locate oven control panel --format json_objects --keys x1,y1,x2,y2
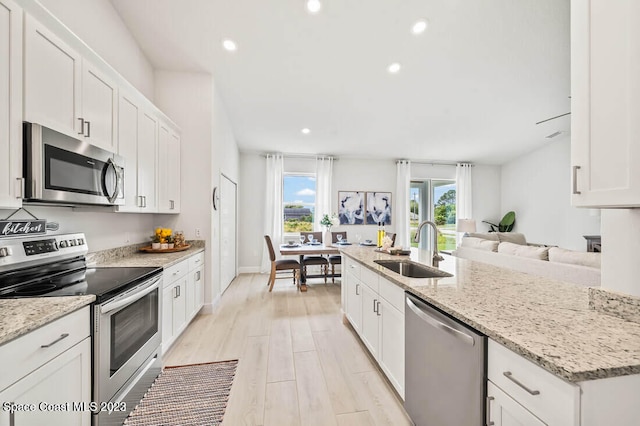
[{"x1": 0, "y1": 233, "x2": 87, "y2": 270}]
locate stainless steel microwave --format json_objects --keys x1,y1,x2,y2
[{"x1": 23, "y1": 123, "x2": 125, "y2": 206}]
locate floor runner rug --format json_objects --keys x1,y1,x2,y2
[{"x1": 124, "y1": 359, "x2": 238, "y2": 426}]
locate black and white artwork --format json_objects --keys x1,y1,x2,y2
[
  {"x1": 338, "y1": 191, "x2": 365, "y2": 225},
  {"x1": 366, "y1": 192, "x2": 392, "y2": 225}
]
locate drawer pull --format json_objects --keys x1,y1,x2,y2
[
  {"x1": 41, "y1": 333, "x2": 69, "y2": 348},
  {"x1": 355, "y1": 283, "x2": 360, "y2": 295},
  {"x1": 486, "y1": 396, "x2": 495, "y2": 425},
  {"x1": 503, "y1": 371, "x2": 540, "y2": 395}
]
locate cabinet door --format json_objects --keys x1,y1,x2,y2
[
  {"x1": 162, "y1": 285, "x2": 174, "y2": 353},
  {"x1": 172, "y1": 279, "x2": 187, "y2": 336},
  {"x1": 24, "y1": 14, "x2": 82, "y2": 138},
  {"x1": 346, "y1": 275, "x2": 362, "y2": 333},
  {"x1": 0, "y1": 338, "x2": 91, "y2": 426},
  {"x1": 117, "y1": 92, "x2": 140, "y2": 211},
  {"x1": 185, "y1": 270, "x2": 196, "y2": 320},
  {"x1": 378, "y1": 299, "x2": 405, "y2": 399},
  {"x1": 487, "y1": 381, "x2": 545, "y2": 426},
  {"x1": 360, "y1": 284, "x2": 379, "y2": 359},
  {"x1": 168, "y1": 130, "x2": 181, "y2": 212},
  {"x1": 81, "y1": 60, "x2": 118, "y2": 151},
  {"x1": 193, "y1": 266, "x2": 204, "y2": 314},
  {"x1": 0, "y1": 0, "x2": 22, "y2": 209},
  {"x1": 571, "y1": 0, "x2": 640, "y2": 207},
  {"x1": 157, "y1": 123, "x2": 171, "y2": 213},
  {"x1": 138, "y1": 111, "x2": 158, "y2": 212}
]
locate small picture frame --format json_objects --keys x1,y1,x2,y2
[
  {"x1": 366, "y1": 192, "x2": 391, "y2": 225},
  {"x1": 338, "y1": 191, "x2": 365, "y2": 225}
]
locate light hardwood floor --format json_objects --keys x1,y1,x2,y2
[{"x1": 163, "y1": 273, "x2": 412, "y2": 426}]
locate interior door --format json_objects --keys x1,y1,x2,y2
[{"x1": 219, "y1": 174, "x2": 237, "y2": 293}]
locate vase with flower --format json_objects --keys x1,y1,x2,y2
[{"x1": 320, "y1": 213, "x2": 338, "y2": 245}]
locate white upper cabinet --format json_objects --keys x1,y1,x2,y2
[
  {"x1": 158, "y1": 122, "x2": 181, "y2": 214},
  {"x1": 571, "y1": 0, "x2": 640, "y2": 207},
  {"x1": 0, "y1": 0, "x2": 23, "y2": 209},
  {"x1": 117, "y1": 92, "x2": 158, "y2": 213},
  {"x1": 24, "y1": 14, "x2": 118, "y2": 152}
]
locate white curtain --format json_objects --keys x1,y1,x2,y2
[
  {"x1": 261, "y1": 153, "x2": 284, "y2": 273},
  {"x1": 315, "y1": 156, "x2": 333, "y2": 231},
  {"x1": 395, "y1": 160, "x2": 411, "y2": 248},
  {"x1": 456, "y1": 162, "x2": 473, "y2": 222}
]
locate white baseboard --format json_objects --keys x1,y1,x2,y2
[
  {"x1": 239, "y1": 266, "x2": 261, "y2": 274},
  {"x1": 200, "y1": 294, "x2": 221, "y2": 315}
]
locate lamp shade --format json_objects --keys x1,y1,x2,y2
[{"x1": 457, "y1": 219, "x2": 477, "y2": 233}]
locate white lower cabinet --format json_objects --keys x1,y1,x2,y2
[
  {"x1": 342, "y1": 257, "x2": 405, "y2": 399},
  {"x1": 487, "y1": 381, "x2": 545, "y2": 426},
  {"x1": 0, "y1": 307, "x2": 91, "y2": 426},
  {"x1": 162, "y1": 251, "x2": 205, "y2": 353}
]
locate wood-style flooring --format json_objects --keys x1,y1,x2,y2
[{"x1": 163, "y1": 273, "x2": 412, "y2": 426}]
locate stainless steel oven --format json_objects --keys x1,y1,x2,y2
[
  {"x1": 23, "y1": 122, "x2": 125, "y2": 206},
  {"x1": 94, "y1": 273, "x2": 162, "y2": 426}
]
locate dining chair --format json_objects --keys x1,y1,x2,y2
[
  {"x1": 264, "y1": 235, "x2": 301, "y2": 291},
  {"x1": 299, "y1": 231, "x2": 329, "y2": 282},
  {"x1": 328, "y1": 231, "x2": 347, "y2": 283}
]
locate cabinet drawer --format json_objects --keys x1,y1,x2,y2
[
  {"x1": 164, "y1": 259, "x2": 189, "y2": 286},
  {"x1": 488, "y1": 340, "x2": 579, "y2": 426},
  {"x1": 189, "y1": 251, "x2": 204, "y2": 270},
  {"x1": 379, "y1": 277, "x2": 404, "y2": 313},
  {"x1": 360, "y1": 266, "x2": 379, "y2": 293},
  {"x1": 0, "y1": 306, "x2": 90, "y2": 392},
  {"x1": 344, "y1": 256, "x2": 361, "y2": 279}
]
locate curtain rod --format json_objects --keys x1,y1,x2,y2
[
  {"x1": 409, "y1": 160, "x2": 473, "y2": 167},
  {"x1": 263, "y1": 153, "x2": 338, "y2": 160}
]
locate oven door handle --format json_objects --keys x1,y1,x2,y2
[{"x1": 101, "y1": 278, "x2": 159, "y2": 314}]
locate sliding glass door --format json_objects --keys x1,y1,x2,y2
[{"x1": 410, "y1": 179, "x2": 457, "y2": 252}]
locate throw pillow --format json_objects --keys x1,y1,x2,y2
[
  {"x1": 496, "y1": 232, "x2": 527, "y2": 245},
  {"x1": 498, "y1": 242, "x2": 549, "y2": 260},
  {"x1": 461, "y1": 237, "x2": 499, "y2": 252},
  {"x1": 467, "y1": 232, "x2": 499, "y2": 241},
  {"x1": 548, "y1": 247, "x2": 601, "y2": 269}
]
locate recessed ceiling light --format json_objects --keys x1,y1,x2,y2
[
  {"x1": 412, "y1": 19, "x2": 429, "y2": 35},
  {"x1": 387, "y1": 63, "x2": 401, "y2": 74},
  {"x1": 306, "y1": 0, "x2": 321, "y2": 14},
  {"x1": 301, "y1": 128, "x2": 311, "y2": 134},
  {"x1": 222, "y1": 39, "x2": 237, "y2": 51}
]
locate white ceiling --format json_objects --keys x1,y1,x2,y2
[{"x1": 110, "y1": 0, "x2": 570, "y2": 165}]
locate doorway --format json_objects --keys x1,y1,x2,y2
[{"x1": 219, "y1": 174, "x2": 237, "y2": 293}]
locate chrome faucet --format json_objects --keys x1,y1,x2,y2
[{"x1": 414, "y1": 220, "x2": 445, "y2": 266}]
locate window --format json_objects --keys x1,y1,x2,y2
[
  {"x1": 283, "y1": 174, "x2": 316, "y2": 234},
  {"x1": 410, "y1": 179, "x2": 457, "y2": 251}
]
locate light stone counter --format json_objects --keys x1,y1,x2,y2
[
  {"x1": 340, "y1": 245, "x2": 640, "y2": 383},
  {"x1": 0, "y1": 296, "x2": 95, "y2": 346},
  {"x1": 88, "y1": 241, "x2": 205, "y2": 269}
]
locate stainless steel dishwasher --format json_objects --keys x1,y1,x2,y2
[{"x1": 405, "y1": 293, "x2": 486, "y2": 426}]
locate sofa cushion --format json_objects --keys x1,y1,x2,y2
[
  {"x1": 498, "y1": 242, "x2": 549, "y2": 260},
  {"x1": 467, "y1": 232, "x2": 499, "y2": 241},
  {"x1": 461, "y1": 237, "x2": 499, "y2": 252},
  {"x1": 496, "y1": 232, "x2": 527, "y2": 245},
  {"x1": 549, "y1": 247, "x2": 601, "y2": 269}
]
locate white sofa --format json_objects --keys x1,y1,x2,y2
[{"x1": 452, "y1": 233, "x2": 601, "y2": 287}]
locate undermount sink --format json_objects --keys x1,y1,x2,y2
[
  {"x1": 374, "y1": 259, "x2": 453, "y2": 279},
  {"x1": 374, "y1": 260, "x2": 453, "y2": 278}
]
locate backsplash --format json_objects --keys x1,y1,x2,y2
[
  {"x1": 86, "y1": 240, "x2": 205, "y2": 266},
  {"x1": 589, "y1": 288, "x2": 640, "y2": 324}
]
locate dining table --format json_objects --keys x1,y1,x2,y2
[{"x1": 279, "y1": 242, "x2": 342, "y2": 291}]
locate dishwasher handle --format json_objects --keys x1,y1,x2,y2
[{"x1": 406, "y1": 296, "x2": 475, "y2": 346}]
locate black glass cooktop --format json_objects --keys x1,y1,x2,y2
[{"x1": 0, "y1": 260, "x2": 161, "y2": 303}]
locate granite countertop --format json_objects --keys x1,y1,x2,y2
[
  {"x1": 0, "y1": 296, "x2": 95, "y2": 346},
  {"x1": 340, "y1": 245, "x2": 640, "y2": 383},
  {"x1": 89, "y1": 245, "x2": 205, "y2": 269}
]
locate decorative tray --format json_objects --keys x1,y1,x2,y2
[
  {"x1": 374, "y1": 248, "x2": 411, "y2": 256},
  {"x1": 139, "y1": 244, "x2": 191, "y2": 253}
]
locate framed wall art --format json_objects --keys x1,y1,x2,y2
[
  {"x1": 366, "y1": 192, "x2": 391, "y2": 225},
  {"x1": 338, "y1": 191, "x2": 365, "y2": 225}
]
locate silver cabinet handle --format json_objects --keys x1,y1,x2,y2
[
  {"x1": 85, "y1": 120, "x2": 91, "y2": 138},
  {"x1": 41, "y1": 333, "x2": 69, "y2": 348},
  {"x1": 486, "y1": 396, "x2": 495, "y2": 425},
  {"x1": 572, "y1": 165, "x2": 581, "y2": 194},
  {"x1": 406, "y1": 297, "x2": 475, "y2": 346},
  {"x1": 376, "y1": 300, "x2": 381, "y2": 316},
  {"x1": 355, "y1": 283, "x2": 360, "y2": 295},
  {"x1": 143, "y1": 196, "x2": 147, "y2": 208},
  {"x1": 15, "y1": 177, "x2": 24, "y2": 199},
  {"x1": 503, "y1": 371, "x2": 540, "y2": 395},
  {"x1": 373, "y1": 298, "x2": 378, "y2": 313},
  {"x1": 173, "y1": 270, "x2": 180, "y2": 276},
  {"x1": 195, "y1": 271, "x2": 201, "y2": 281},
  {"x1": 77, "y1": 117, "x2": 85, "y2": 134}
]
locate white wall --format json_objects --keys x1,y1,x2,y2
[
  {"x1": 500, "y1": 137, "x2": 600, "y2": 250},
  {"x1": 37, "y1": 0, "x2": 155, "y2": 100},
  {"x1": 154, "y1": 71, "x2": 239, "y2": 306},
  {"x1": 238, "y1": 155, "x2": 501, "y2": 271},
  {"x1": 473, "y1": 165, "x2": 502, "y2": 233}
]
